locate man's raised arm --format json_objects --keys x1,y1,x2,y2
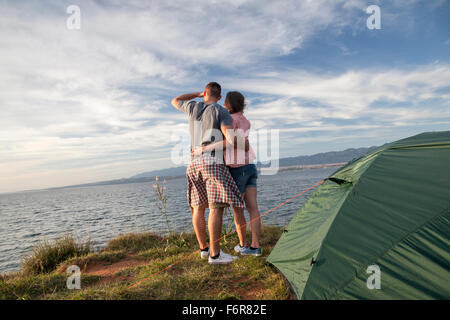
[{"x1": 171, "y1": 92, "x2": 204, "y2": 110}]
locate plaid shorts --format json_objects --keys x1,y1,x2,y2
[{"x1": 186, "y1": 155, "x2": 244, "y2": 208}]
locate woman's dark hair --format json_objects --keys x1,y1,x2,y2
[{"x1": 225, "y1": 91, "x2": 246, "y2": 114}]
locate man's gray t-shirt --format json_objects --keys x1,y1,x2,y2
[{"x1": 178, "y1": 100, "x2": 232, "y2": 148}]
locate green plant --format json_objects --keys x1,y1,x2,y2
[
  {"x1": 21, "y1": 234, "x2": 90, "y2": 275},
  {"x1": 165, "y1": 232, "x2": 189, "y2": 251},
  {"x1": 153, "y1": 177, "x2": 190, "y2": 250},
  {"x1": 153, "y1": 177, "x2": 171, "y2": 234},
  {"x1": 221, "y1": 208, "x2": 235, "y2": 244}
]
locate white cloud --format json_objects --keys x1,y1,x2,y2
[
  {"x1": 226, "y1": 63, "x2": 450, "y2": 123},
  {"x1": 0, "y1": 0, "x2": 448, "y2": 193},
  {"x1": 0, "y1": 0, "x2": 367, "y2": 192},
  {"x1": 221, "y1": 63, "x2": 450, "y2": 161}
]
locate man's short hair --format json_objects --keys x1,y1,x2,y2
[{"x1": 205, "y1": 82, "x2": 221, "y2": 98}]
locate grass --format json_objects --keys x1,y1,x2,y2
[
  {"x1": 21, "y1": 234, "x2": 91, "y2": 275},
  {"x1": 105, "y1": 232, "x2": 163, "y2": 253},
  {"x1": 0, "y1": 273, "x2": 101, "y2": 300},
  {"x1": 1, "y1": 226, "x2": 290, "y2": 300}
]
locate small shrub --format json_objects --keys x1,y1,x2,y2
[
  {"x1": 22, "y1": 235, "x2": 90, "y2": 275},
  {"x1": 153, "y1": 177, "x2": 171, "y2": 234},
  {"x1": 164, "y1": 232, "x2": 189, "y2": 251},
  {"x1": 221, "y1": 209, "x2": 236, "y2": 244}
]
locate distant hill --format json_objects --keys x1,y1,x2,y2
[
  {"x1": 131, "y1": 146, "x2": 379, "y2": 178},
  {"x1": 36, "y1": 146, "x2": 379, "y2": 192},
  {"x1": 270, "y1": 146, "x2": 379, "y2": 167},
  {"x1": 131, "y1": 166, "x2": 187, "y2": 179}
]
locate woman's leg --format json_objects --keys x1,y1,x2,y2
[
  {"x1": 244, "y1": 187, "x2": 261, "y2": 248},
  {"x1": 232, "y1": 205, "x2": 247, "y2": 247},
  {"x1": 228, "y1": 166, "x2": 247, "y2": 247}
]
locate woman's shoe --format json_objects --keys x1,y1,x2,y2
[
  {"x1": 200, "y1": 248, "x2": 209, "y2": 259},
  {"x1": 241, "y1": 247, "x2": 261, "y2": 256},
  {"x1": 234, "y1": 244, "x2": 248, "y2": 253}
]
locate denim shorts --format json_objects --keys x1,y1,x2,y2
[{"x1": 228, "y1": 164, "x2": 258, "y2": 194}]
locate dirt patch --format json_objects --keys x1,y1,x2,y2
[
  {"x1": 84, "y1": 254, "x2": 146, "y2": 277},
  {"x1": 229, "y1": 277, "x2": 269, "y2": 300},
  {"x1": 74, "y1": 254, "x2": 150, "y2": 287},
  {"x1": 206, "y1": 273, "x2": 269, "y2": 300},
  {"x1": 94, "y1": 275, "x2": 133, "y2": 286}
]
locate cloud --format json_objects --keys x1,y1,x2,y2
[
  {"x1": 0, "y1": 0, "x2": 365, "y2": 192},
  {"x1": 222, "y1": 63, "x2": 450, "y2": 159},
  {"x1": 225, "y1": 63, "x2": 450, "y2": 122},
  {"x1": 0, "y1": 0, "x2": 448, "y2": 193}
]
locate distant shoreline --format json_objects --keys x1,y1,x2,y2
[
  {"x1": 3, "y1": 162, "x2": 346, "y2": 195},
  {"x1": 3, "y1": 146, "x2": 377, "y2": 195},
  {"x1": 276, "y1": 162, "x2": 347, "y2": 172}
]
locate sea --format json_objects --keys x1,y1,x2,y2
[{"x1": 0, "y1": 167, "x2": 337, "y2": 274}]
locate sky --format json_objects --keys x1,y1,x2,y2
[{"x1": 0, "y1": 0, "x2": 449, "y2": 193}]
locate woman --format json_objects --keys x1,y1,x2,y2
[
  {"x1": 224, "y1": 91, "x2": 261, "y2": 256},
  {"x1": 194, "y1": 91, "x2": 261, "y2": 256}
]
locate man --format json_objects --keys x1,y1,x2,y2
[{"x1": 171, "y1": 82, "x2": 244, "y2": 264}]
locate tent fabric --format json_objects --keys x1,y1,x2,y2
[{"x1": 267, "y1": 131, "x2": 450, "y2": 299}]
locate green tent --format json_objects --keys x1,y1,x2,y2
[{"x1": 267, "y1": 131, "x2": 450, "y2": 299}]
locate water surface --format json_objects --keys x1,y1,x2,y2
[{"x1": 0, "y1": 167, "x2": 336, "y2": 273}]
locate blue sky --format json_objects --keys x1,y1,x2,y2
[{"x1": 0, "y1": 0, "x2": 449, "y2": 193}]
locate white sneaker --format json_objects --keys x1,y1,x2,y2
[
  {"x1": 208, "y1": 250, "x2": 238, "y2": 265},
  {"x1": 200, "y1": 248, "x2": 209, "y2": 259}
]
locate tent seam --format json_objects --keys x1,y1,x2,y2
[{"x1": 301, "y1": 151, "x2": 383, "y2": 299}]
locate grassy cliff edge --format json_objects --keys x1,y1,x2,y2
[{"x1": 0, "y1": 226, "x2": 290, "y2": 300}]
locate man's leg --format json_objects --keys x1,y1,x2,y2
[
  {"x1": 192, "y1": 205, "x2": 208, "y2": 250},
  {"x1": 232, "y1": 206, "x2": 247, "y2": 247},
  {"x1": 208, "y1": 207, "x2": 224, "y2": 257}
]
